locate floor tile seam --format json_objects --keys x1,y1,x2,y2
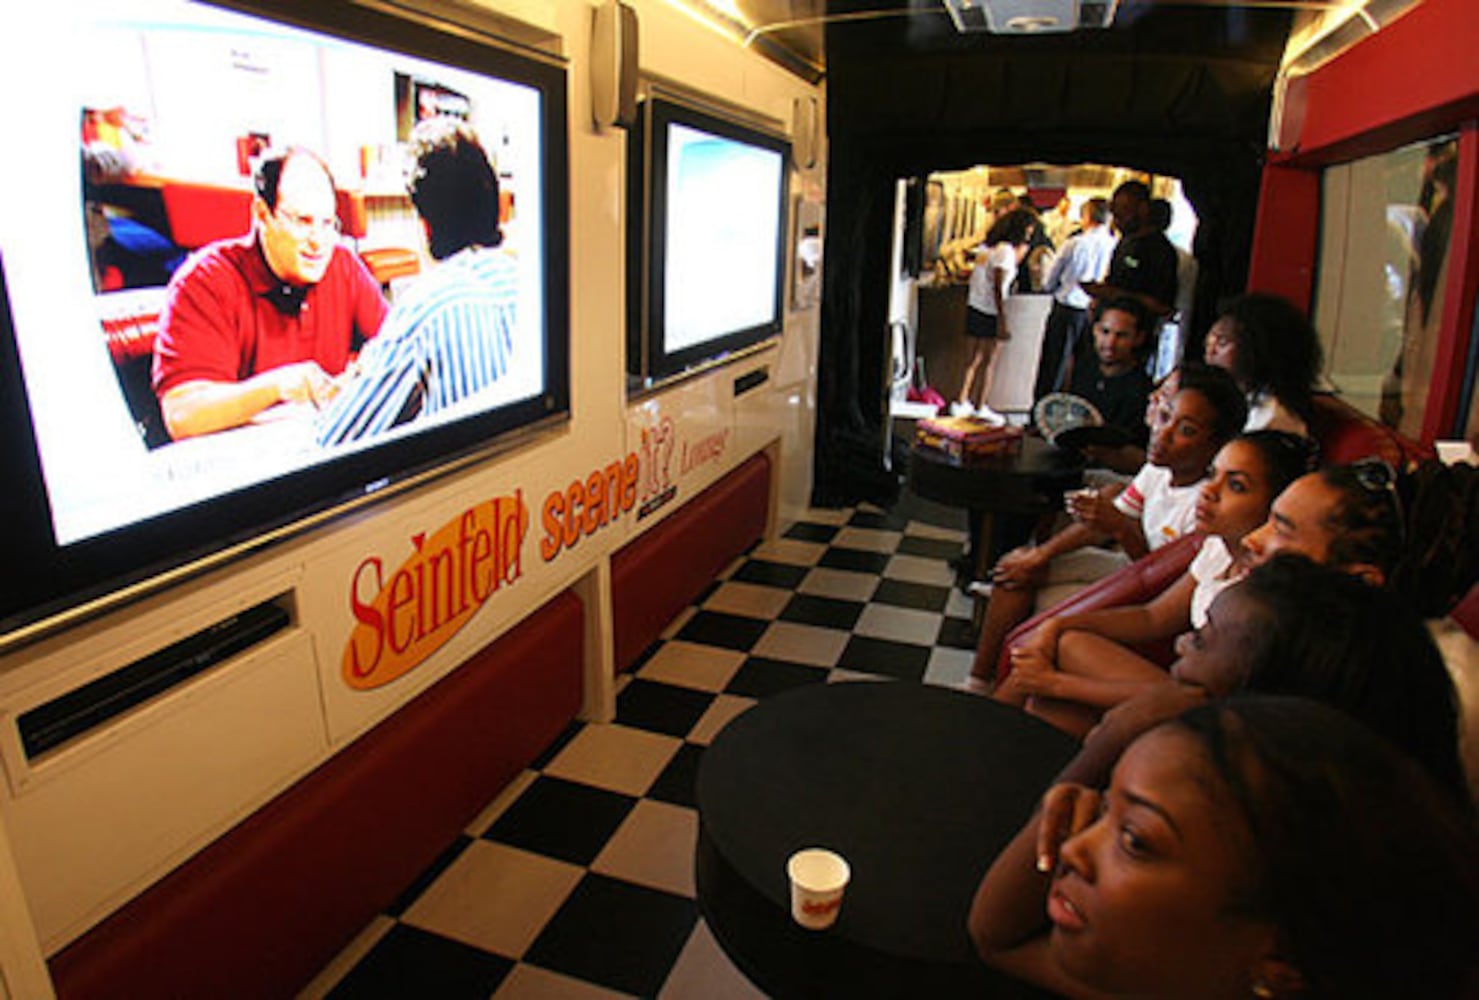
[
  {"x1": 500, "y1": 959, "x2": 643, "y2": 999},
  {"x1": 505, "y1": 770, "x2": 644, "y2": 806}
]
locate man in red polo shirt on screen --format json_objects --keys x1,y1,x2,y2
[{"x1": 152, "y1": 147, "x2": 388, "y2": 440}]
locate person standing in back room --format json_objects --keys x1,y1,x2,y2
[
  {"x1": 1082, "y1": 180, "x2": 1178, "y2": 328},
  {"x1": 1147, "y1": 196, "x2": 1198, "y2": 378},
  {"x1": 952, "y1": 208, "x2": 1037, "y2": 425},
  {"x1": 1033, "y1": 197, "x2": 1116, "y2": 403}
]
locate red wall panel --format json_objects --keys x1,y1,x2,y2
[
  {"x1": 1248, "y1": 0, "x2": 1479, "y2": 441},
  {"x1": 1245, "y1": 164, "x2": 1321, "y2": 307},
  {"x1": 1278, "y1": 0, "x2": 1479, "y2": 166}
]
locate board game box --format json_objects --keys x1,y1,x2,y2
[{"x1": 914, "y1": 416, "x2": 1023, "y2": 461}]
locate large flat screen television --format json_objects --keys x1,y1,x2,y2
[
  {"x1": 627, "y1": 95, "x2": 789, "y2": 387},
  {"x1": 0, "y1": 0, "x2": 570, "y2": 645}
]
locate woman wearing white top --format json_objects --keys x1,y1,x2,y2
[
  {"x1": 995, "y1": 430, "x2": 1312, "y2": 736},
  {"x1": 953, "y1": 209, "x2": 1036, "y2": 424},
  {"x1": 1202, "y1": 292, "x2": 1322, "y2": 438}
]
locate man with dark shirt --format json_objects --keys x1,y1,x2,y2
[
  {"x1": 1082, "y1": 180, "x2": 1178, "y2": 320},
  {"x1": 1068, "y1": 296, "x2": 1154, "y2": 446}
]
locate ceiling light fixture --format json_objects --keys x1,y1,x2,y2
[{"x1": 941, "y1": 0, "x2": 1119, "y2": 34}]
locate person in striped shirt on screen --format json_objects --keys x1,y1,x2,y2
[{"x1": 317, "y1": 118, "x2": 515, "y2": 446}]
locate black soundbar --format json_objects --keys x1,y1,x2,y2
[
  {"x1": 18, "y1": 600, "x2": 291, "y2": 760},
  {"x1": 734, "y1": 366, "x2": 769, "y2": 397}
]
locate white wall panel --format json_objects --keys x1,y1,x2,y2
[{"x1": 2, "y1": 629, "x2": 325, "y2": 950}]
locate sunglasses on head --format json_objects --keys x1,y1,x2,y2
[
  {"x1": 1349, "y1": 457, "x2": 1405, "y2": 540},
  {"x1": 1264, "y1": 430, "x2": 1322, "y2": 472}
]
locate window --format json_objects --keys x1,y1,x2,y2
[{"x1": 1313, "y1": 135, "x2": 1459, "y2": 438}]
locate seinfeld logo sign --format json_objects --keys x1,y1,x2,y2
[
  {"x1": 536, "y1": 420, "x2": 730, "y2": 561},
  {"x1": 343, "y1": 492, "x2": 528, "y2": 689}
]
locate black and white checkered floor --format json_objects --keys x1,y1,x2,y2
[{"x1": 301, "y1": 496, "x2": 975, "y2": 999}]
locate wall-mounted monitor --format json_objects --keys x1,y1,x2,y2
[
  {"x1": 0, "y1": 0, "x2": 570, "y2": 645},
  {"x1": 627, "y1": 95, "x2": 790, "y2": 387}
]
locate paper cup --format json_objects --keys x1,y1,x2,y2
[
  {"x1": 787, "y1": 848, "x2": 850, "y2": 930},
  {"x1": 1435, "y1": 440, "x2": 1475, "y2": 466}
]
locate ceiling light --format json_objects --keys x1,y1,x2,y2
[
  {"x1": 1007, "y1": 14, "x2": 1062, "y2": 31},
  {"x1": 941, "y1": 0, "x2": 1118, "y2": 34}
]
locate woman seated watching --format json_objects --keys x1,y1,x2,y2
[
  {"x1": 968, "y1": 697, "x2": 1479, "y2": 999},
  {"x1": 1239, "y1": 459, "x2": 1404, "y2": 586},
  {"x1": 995, "y1": 457, "x2": 1408, "y2": 731},
  {"x1": 991, "y1": 430, "x2": 1314, "y2": 731},
  {"x1": 963, "y1": 295, "x2": 1156, "y2": 589},
  {"x1": 966, "y1": 363, "x2": 1246, "y2": 694},
  {"x1": 1202, "y1": 291, "x2": 1322, "y2": 437},
  {"x1": 1081, "y1": 292, "x2": 1320, "y2": 474}
]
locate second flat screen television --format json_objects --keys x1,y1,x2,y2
[{"x1": 628, "y1": 97, "x2": 789, "y2": 386}]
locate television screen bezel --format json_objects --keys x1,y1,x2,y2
[
  {"x1": 627, "y1": 94, "x2": 790, "y2": 387},
  {"x1": 0, "y1": 0, "x2": 571, "y2": 648}
]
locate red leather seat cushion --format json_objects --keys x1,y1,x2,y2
[
  {"x1": 1309, "y1": 393, "x2": 1432, "y2": 467},
  {"x1": 611, "y1": 453, "x2": 771, "y2": 672}
]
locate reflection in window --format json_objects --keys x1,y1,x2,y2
[{"x1": 1314, "y1": 135, "x2": 1458, "y2": 438}]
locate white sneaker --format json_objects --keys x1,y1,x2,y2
[
  {"x1": 976, "y1": 404, "x2": 1006, "y2": 426},
  {"x1": 948, "y1": 401, "x2": 975, "y2": 418}
]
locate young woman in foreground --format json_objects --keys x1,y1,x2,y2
[{"x1": 969, "y1": 697, "x2": 1479, "y2": 999}]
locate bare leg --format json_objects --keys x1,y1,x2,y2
[
  {"x1": 1056, "y1": 632, "x2": 1168, "y2": 686},
  {"x1": 976, "y1": 585, "x2": 1036, "y2": 697},
  {"x1": 958, "y1": 339, "x2": 991, "y2": 404},
  {"x1": 973, "y1": 338, "x2": 1000, "y2": 409},
  {"x1": 1024, "y1": 632, "x2": 1172, "y2": 737}
]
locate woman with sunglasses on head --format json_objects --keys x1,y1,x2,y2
[
  {"x1": 994, "y1": 430, "x2": 1314, "y2": 736},
  {"x1": 1240, "y1": 459, "x2": 1405, "y2": 587},
  {"x1": 969, "y1": 696, "x2": 1479, "y2": 1000}
]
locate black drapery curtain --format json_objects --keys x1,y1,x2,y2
[{"x1": 812, "y1": 8, "x2": 1290, "y2": 506}]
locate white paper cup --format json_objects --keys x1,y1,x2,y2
[
  {"x1": 1435, "y1": 440, "x2": 1475, "y2": 466},
  {"x1": 787, "y1": 848, "x2": 850, "y2": 930}
]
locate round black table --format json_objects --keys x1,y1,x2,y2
[
  {"x1": 695, "y1": 682, "x2": 1078, "y2": 998},
  {"x1": 908, "y1": 434, "x2": 1085, "y2": 582}
]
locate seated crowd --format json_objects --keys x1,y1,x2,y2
[{"x1": 959, "y1": 292, "x2": 1479, "y2": 997}]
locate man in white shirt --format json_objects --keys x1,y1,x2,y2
[
  {"x1": 1032, "y1": 197, "x2": 1116, "y2": 402},
  {"x1": 1042, "y1": 195, "x2": 1076, "y2": 248}
]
